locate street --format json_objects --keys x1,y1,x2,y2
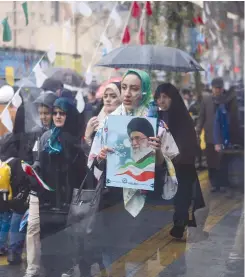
[{"x1": 0, "y1": 171, "x2": 243, "y2": 277}]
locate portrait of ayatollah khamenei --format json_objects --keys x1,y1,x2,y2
[{"x1": 106, "y1": 115, "x2": 157, "y2": 191}]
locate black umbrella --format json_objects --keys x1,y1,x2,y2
[
  {"x1": 96, "y1": 45, "x2": 204, "y2": 72},
  {"x1": 44, "y1": 67, "x2": 84, "y2": 87}
]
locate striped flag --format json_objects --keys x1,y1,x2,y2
[
  {"x1": 21, "y1": 161, "x2": 54, "y2": 191},
  {"x1": 116, "y1": 156, "x2": 155, "y2": 182}
]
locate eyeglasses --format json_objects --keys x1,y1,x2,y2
[
  {"x1": 129, "y1": 136, "x2": 148, "y2": 143},
  {"x1": 53, "y1": 111, "x2": 66, "y2": 117}
]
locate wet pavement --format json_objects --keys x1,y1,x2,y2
[{"x1": 0, "y1": 171, "x2": 244, "y2": 277}]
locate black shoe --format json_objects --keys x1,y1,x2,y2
[
  {"x1": 7, "y1": 249, "x2": 22, "y2": 265},
  {"x1": 170, "y1": 225, "x2": 185, "y2": 239}
]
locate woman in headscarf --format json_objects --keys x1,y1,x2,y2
[
  {"x1": 84, "y1": 82, "x2": 121, "y2": 148},
  {"x1": 155, "y1": 83, "x2": 205, "y2": 239},
  {"x1": 36, "y1": 97, "x2": 87, "y2": 277},
  {"x1": 82, "y1": 70, "x2": 179, "y2": 276}
]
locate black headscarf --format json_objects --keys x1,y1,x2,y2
[{"x1": 155, "y1": 83, "x2": 198, "y2": 165}]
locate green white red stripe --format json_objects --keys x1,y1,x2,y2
[
  {"x1": 116, "y1": 156, "x2": 155, "y2": 182},
  {"x1": 21, "y1": 161, "x2": 54, "y2": 191}
]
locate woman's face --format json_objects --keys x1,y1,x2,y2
[
  {"x1": 53, "y1": 107, "x2": 67, "y2": 128},
  {"x1": 38, "y1": 105, "x2": 52, "y2": 128},
  {"x1": 121, "y1": 74, "x2": 142, "y2": 111},
  {"x1": 156, "y1": 92, "x2": 172, "y2": 111},
  {"x1": 103, "y1": 88, "x2": 121, "y2": 114}
]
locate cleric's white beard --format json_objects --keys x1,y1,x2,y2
[{"x1": 131, "y1": 146, "x2": 153, "y2": 162}]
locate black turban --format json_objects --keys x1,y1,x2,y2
[{"x1": 127, "y1": 117, "x2": 154, "y2": 138}]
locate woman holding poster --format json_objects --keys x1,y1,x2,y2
[
  {"x1": 88, "y1": 69, "x2": 179, "y2": 216},
  {"x1": 84, "y1": 69, "x2": 179, "y2": 276}
]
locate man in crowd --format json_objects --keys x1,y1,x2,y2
[{"x1": 196, "y1": 77, "x2": 241, "y2": 192}]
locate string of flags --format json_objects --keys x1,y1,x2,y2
[
  {"x1": 1, "y1": 2, "x2": 29, "y2": 42},
  {"x1": 122, "y1": 1, "x2": 152, "y2": 45}
]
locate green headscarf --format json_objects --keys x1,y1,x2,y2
[{"x1": 123, "y1": 69, "x2": 153, "y2": 108}]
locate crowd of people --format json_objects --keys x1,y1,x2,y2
[{"x1": 0, "y1": 70, "x2": 242, "y2": 277}]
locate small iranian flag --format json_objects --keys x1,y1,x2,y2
[{"x1": 21, "y1": 161, "x2": 54, "y2": 191}]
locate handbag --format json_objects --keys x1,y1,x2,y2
[{"x1": 66, "y1": 160, "x2": 104, "y2": 236}]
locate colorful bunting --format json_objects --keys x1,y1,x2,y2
[
  {"x1": 75, "y1": 90, "x2": 85, "y2": 113},
  {"x1": 1, "y1": 108, "x2": 13, "y2": 132},
  {"x1": 22, "y1": 2, "x2": 29, "y2": 26},
  {"x1": 2, "y1": 18, "x2": 12, "y2": 42},
  {"x1": 205, "y1": 38, "x2": 209, "y2": 49},
  {"x1": 110, "y1": 8, "x2": 122, "y2": 28},
  {"x1": 122, "y1": 26, "x2": 131, "y2": 44},
  {"x1": 132, "y1": 2, "x2": 141, "y2": 18},
  {"x1": 205, "y1": 3, "x2": 211, "y2": 15},
  {"x1": 139, "y1": 27, "x2": 145, "y2": 45},
  {"x1": 101, "y1": 34, "x2": 112, "y2": 53},
  {"x1": 12, "y1": 89, "x2": 22, "y2": 108},
  {"x1": 47, "y1": 44, "x2": 56, "y2": 63},
  {"x1": 146, "y1": 2, "x2": 152, "y2": 16},
  {"x1": 75, "y1": 1, "x2": 92, "y2": 17},
  {"x1": 33, "y1": 64, "x2": 47, "y2": 88},
  {"x1": 197, "y1": 16, "x2": 204, "y2": 25},
  {"x1": 85, "y1": 71, "x2": 93, "y2": 85}
]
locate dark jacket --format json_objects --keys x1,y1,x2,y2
[
  {"x1": 196, "y1": 89, "x2": 242, "y2": 145},
  {"x1": 38, "y1": 130, "x2": 87, "y2": 210}
]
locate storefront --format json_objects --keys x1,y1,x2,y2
[{"x1": 0, "y1": 47, "x2": 82, "y2": 86}]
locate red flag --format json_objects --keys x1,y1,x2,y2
[
  {"x1": 197, "y1": 16, "x2": 204, "y2": 25},
  {"x1": 205, "y1": 38, "x2": 209, "y2": 49},
  {"x1": 122, "y1": 26, "x2": 130, "y2": 44},
  {"x1": 197, "y1": 44, "x2": 202, "y2": 54},
  {"x1": 139, "y1": 27, "x2": 145, "y2": 45},
  {"x1": 146, "y1": 1, "x2": 152, "y2": 16},
  {"x1": 132, "y1": 1, "x2": 141, "y2": 18},
  {"x1": 234, "y1": 67, "x2": 240, "y2": 73},
  {"x1": 193, "y1": 17, "x2": 198, "y2": 24}
]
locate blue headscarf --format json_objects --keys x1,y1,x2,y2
[{"x1": 45, "y1": 97, "x2": 74, "y2": 154}]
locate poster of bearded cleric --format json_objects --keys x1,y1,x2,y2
[{"x1": 106, "y1": 116, "x2": 157, "y2": 191}]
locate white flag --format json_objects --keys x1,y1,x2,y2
[
  {"x1": 209, "y1": 29, "x2": 216, "y2": 41},
  {"x1": 85, "y1": 71, "x2": 93, "y2": 85},
  {"x1": 12, "y1": 89, "x2": 22, "y2": 108},
  {"x1": 47, "y1": 44, "x2": 56, "y2": 63},
  {"x1": 75, "y1": 90, "x2": 85, "y2": 113},
  {"x1": 101, "y1": 34, "x2": 112, "y2": 53},
  {"x1": 212, "y1": 19, "x2": 220, "y2": 31},
  {"x1": 64, "y1": 19, "x2": 71, "y2": 41},
  {"x1": 1, "y1": 108, "x2": 13, "y2": 132},
  {"x1": 205, "y1": 3, "x2": 211, "y2": 15},
  {"x1": 76, "y1": 2, "x2": 92, "y2": 17},
  {"x1": 224, "y1": 82, "x2": 230, "y2": 90},
  {"x1": 110, "y1": 8, "x2": 122, "y2": 28},
  {"x1": 33, "y1": 64, "x2": 47, "y2": 88}
]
